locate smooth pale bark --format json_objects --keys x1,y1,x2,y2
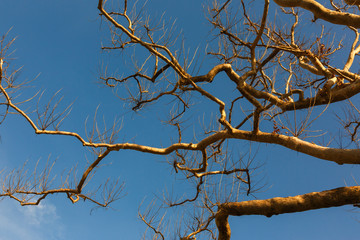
[
  {"x1": 187, "y1": 63, "x2": 360, "y2": 113},
  {"x1": 113, "y1": 130, "x2": 360, "y2": 165},
  {"x1": 5, "y1": 76, "x2": 358, "y2": 166},
  {"x1": 4, "y1": 77, "x2": 359, "y2": 165},
  {"x1": 273, "y1": 0, "x2": 360, "y2": 28},
  {"x1": 216, "y1": 186, "x2": 360, "y2": 240},
  {"x1": 229, "y1": 130, "x2": 360, "y2": 165},
  {"x1": 281, "y1": 79, "x2": 360, "y2": 111}
]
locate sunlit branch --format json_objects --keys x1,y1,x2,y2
[
  {"x1": 274, "y1": 0, "x2": 360, "y2": 28},
  {"x1": 216, "y1": 186, "x2": 360, "y2": 240}
]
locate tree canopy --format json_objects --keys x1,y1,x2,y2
[{"x1": 1, "y1": 0, "x2": 360, "y2": 239}]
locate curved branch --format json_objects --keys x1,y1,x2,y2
[
  {"x1": 77, "y1": 148, "x2": 112, "y2": 192},
  {"x1": 281, "y1": 78, "x2": 360, "y2": 111},
  {"x1": 2, "y1": 66, "x2": 359, "y2": 165},
  {"x1": 273, "y1": 0, "x2": 360, "y2": 28},
  {"x1": 183, "y1": 63, "x2": 360, "y2": 113},
  {"x1": 114, "y1": 129, "x2": 360, "y2": 165}
]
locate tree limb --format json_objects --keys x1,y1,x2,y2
[
  {"x1": 273, "y1": 0, "x2": 360, "y2": 28},
  {"x1": 216, "y1": 186, "x2": 360, "y2": 240}
]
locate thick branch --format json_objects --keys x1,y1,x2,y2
[
  {"x1": 183, "y1": 63, "x2": 360, "y2": 113},
  {"x1": 281, "y1": 78, "x2": 360, "y2": 111},
  {"x1": 273, "y1": 0, "x2": 360, "y2": 28},
  {"x1": 114, "y1": 129, "x2": 360, "y2": 165},
  {"x1": 216, "y1": 186, "x2": 360, "y2": 239},
  {"x1": 2, "y1": 68, "x2": 359, "y2": 165}
]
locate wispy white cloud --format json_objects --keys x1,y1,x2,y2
[
  {"x1": 19, "y1": 201, "x2": 59, "y2": 226},
  {"x1": 0, "y1": 199, "x2": 66, "y2": 240}
]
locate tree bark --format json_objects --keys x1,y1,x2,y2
[
  {"x1": 216, "y1": 186, "x2": 360, "y2": 240},
  {"x1": 273, "y1": 0, "x2": 360, "y2": 28}
]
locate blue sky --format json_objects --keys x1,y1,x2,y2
[{"x1": 1, "y1": 0, "x2": 360, "y2": 239}]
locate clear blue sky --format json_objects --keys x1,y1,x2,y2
[{"x1": 1, "y1": 1, "x2": 359, "y2": 239}]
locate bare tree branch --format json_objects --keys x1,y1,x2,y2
[{"x1": 216, "y1": 186, "x2": 360, "y2": 240}]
